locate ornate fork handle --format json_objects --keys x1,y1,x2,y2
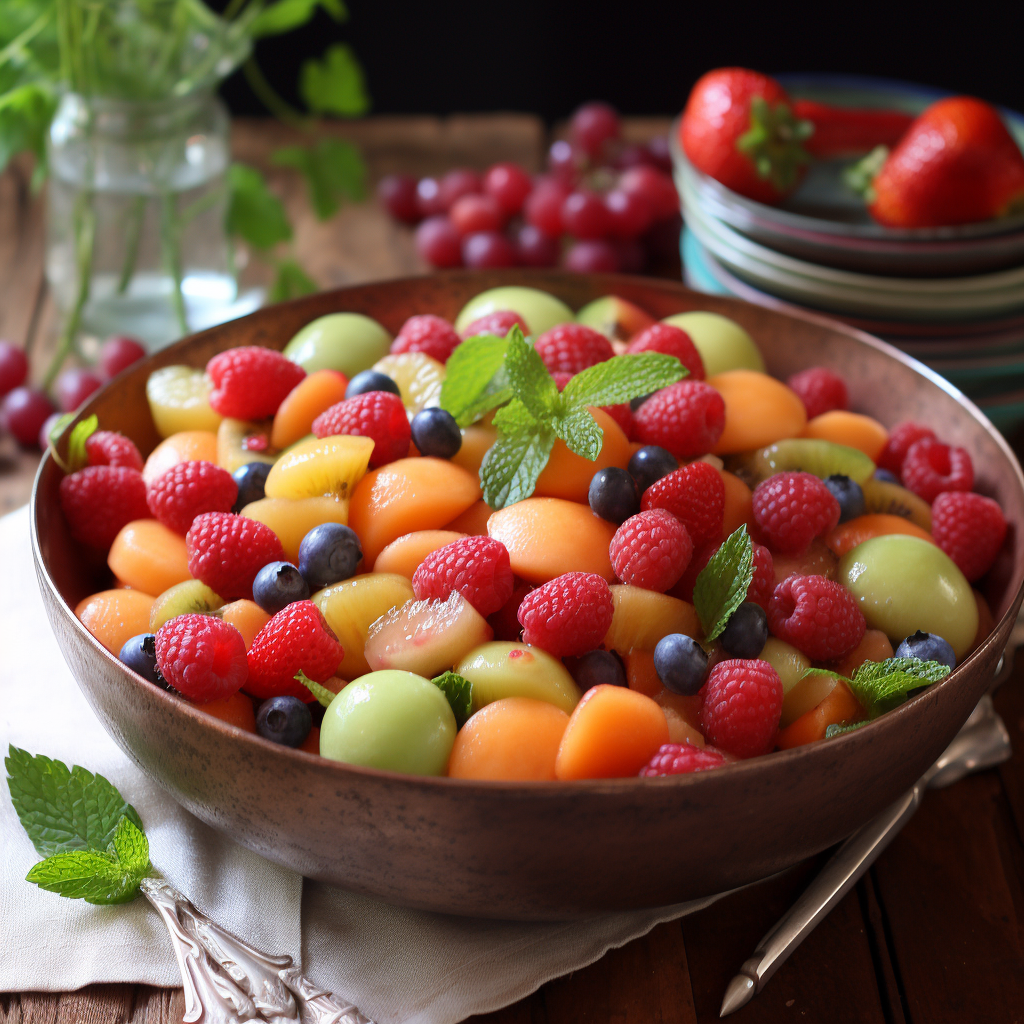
[{"x1": 140, "y1": 876, "x2": 376, "y2": 1024}]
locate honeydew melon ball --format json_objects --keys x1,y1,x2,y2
[
  {"x1": 283, "y1": 313, "x2": 392, "y2": 376},
  {"x1": 837, "y1": 535, "x2": 978, "y2": 660},
  {"x1": 319, "y1": 670, "x2": 456, "y2": 775},
  {"x1": 454, "y1": 287, "x2": 574, "y2": 336},
  {"x1": 661, "y1": 311, "x2": 765, "y2": 376}
]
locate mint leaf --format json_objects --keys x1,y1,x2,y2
[
  {"x1": 563, "y1": 352, "x2": 686, "y2": 409},
  {"x1": 111, "y1": 815, "x2": 150, "y2": 876},
  {"x1": 846, "y1": 657, "x2": 951, "y2": 718},
  {"x1": 439, "y1": 334, "x2": 510, "y2": 427},
  {"x1": 480, "y1": 426, "x2": 556, "y2": 510},
  {"x1": 491, "y1": 397, "x2": 538, "y2": 434},
  {"x1": 227, "y1": 164, "x2": 291, "y2": 250},
  {"x1": 300, "y1": 44, "x2": 369, "y2": 117},
  {"x1": 555, "y1": 407, "x2": 603, "y2": 461},
  {"x1": 6, "y1": 746, "x2": 143, "y2": 858},
  {"x1": 269, "y1": 258, "x2": 317, "y2": 302},
  {"x1": 505, "y1": 327, "x2": 558, "y2": 422},
  {"x1": 250, "y1": 0, "x2": 347, "y2": 38},
  {"x1": 693, "y1": 526, "x2": 754, "y2": 641},
  {"x1": 272, "y1": 139, "x2": 366, "y2": 220},
  {"x1": 294, "y1": 670, "x2": 336, "y2": 709},
  {"x1": 826, "y1": 721, "x2": 869, "y2": 738},
  {"x1": 431, "y1": 671, "x2": 473, "y2": 728}
]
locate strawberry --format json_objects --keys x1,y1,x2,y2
[{"x1": 868, "y1": 97, "x2": 1024, "y2": 228}]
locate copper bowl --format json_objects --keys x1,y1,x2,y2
[{"x1": 31, "y1": 270, "x2": 1024, "y2": 920}]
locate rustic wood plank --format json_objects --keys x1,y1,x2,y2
[
  {"x1": 859, "y1": 872, "x2": 908, "y2": 1024},
  {"x1": 994, "y1": 645, "x2": 1024, "y2": 848},
  {"x1": 0, "y1": 991, "x2": 59, "y2": 1024}
]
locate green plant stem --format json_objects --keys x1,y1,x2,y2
[
  {"x1": 116, "y1": 196, "x2": 146, "y2": 294},
  {"x1": 223, "y1": 0, "x2": 256, "y2": 20},
  {"x1": 158, "y1": 190, "x2": 189, "y2": 336},
  {"x1": 242, "y1": 57, "x2": 308, "y2": 130},
  {"x1": 0, "y1": 10, "x2": 52, "y2": 70}
]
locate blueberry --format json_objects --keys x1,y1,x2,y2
[
  {"x1": 895, "y1": 630, "x2": 956, "y2": 669},
  {"x1": 630, "y1": 393, "x2": 652, "y2": 412},
  {"x1": 873, "y1": 468, "x2": 899, "y2": 484},
  {"x1": 256, "y1": 696, "x2": 312, "y2": 747},
  {"x1": 588, "y1": 467, "x2": 640, "y2": 524},
  {"x1": 719, "y1": 602, "x2": 768, "y2": 659},
  {"x1": 253, "y1": 561, "x2": 310, "y2": 614},
  {"x1": 232, "y1": 462, "x2": 271, "y2": 512},
  {"x1": 299, "y1": 522, "x2": 362, "y2": 589},
  {"x1": 627, "y1": 445, "x2": 678, "y2": 494},
  {"x1": 563, "y1": 649, "x2": 627, "y2": 692},
  {"x1": 411, "y1": 407, "x2": 462, "y2": 459},
  {"x1": 119, "y1": 633, "x2": 170, "y2": 689},
  {"x1": 346, "y1": 370, "x2": 401, "y2": 399},
  {"x1": 653, "y1": 633, "x2": 709, "y2": 695},
  {"x1": 823, "y1": 475, "x2": 866, "y2": 524}
]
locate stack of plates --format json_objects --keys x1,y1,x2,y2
[{"x1": 673, "y1": 74, "x2": 1024, "y2": 435}]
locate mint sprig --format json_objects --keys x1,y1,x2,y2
[
  {"x1": 431, "y1": 671, "x2": 473, "y2": 727},
  {"x1": 295, "y1": 670, "x2": 338, "y2": 708},
  {"x1": 439, "y1": 333, "x2": 512, "y2": 427},
  {"x1": 693, "y1": 526, "x2": 754, "y2": 641}
]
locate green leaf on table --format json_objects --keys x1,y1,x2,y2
[
  {"x1": 431, "y1": 671, "x2": 473, "y2": 728},
  {"x1": 438, "y1": 334, "x2": 510, "y2": 427},
  {"x1": 270, "y1": 258, "x2": 318, "y2": 303},
  {"x1": 226, "y1": 163, "x2": 291, "y2": 250},
  {"x1": 249, "y1": 0, "x2": 347, "y2": 38},
  {"x1": 272, "y1": 138, "x2": 366, "y2": 220},
  {"x1": 300, "y1": 44, "x2": 369, "y2": 117},
  {"x1": 845, "y1": 657, "x2": 951, "y2": 718},
  {"x1": 0, "y1": 83, "x2": 57, "y2": 184},
  {"x1": 294, "y1": 670, "x2": 336, "y2": 708},
  {"x1": 562, "y1": 352, "x2": 685, "y2": 409},
  {"x1": 480, "y1": 424, "x2": 556, "y2": 511},
  {"x1": 693, "y1": 526, "x2": 754, "y2": 642},
  {"x1": 6, "y1": 745, "x2": 144, "y2": 858}
]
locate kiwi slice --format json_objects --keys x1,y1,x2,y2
[
  {"x1": 726, "y1": 438, "x2": 875, "y2": 487},
  {"x1": 860, "y1": 478, "x2": 932, "y2": 531},
  {"x1": 150, "y1": 580, "x2": 224, "y2": 632},
  {"x1": 217, "y1": 417, "x2": 278, "y2": 473}
]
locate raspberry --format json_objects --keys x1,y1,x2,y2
[
  {"x1": 669, "y1": 538, "x2": 718, "y2": 602},
  {"x1": 641, "y1": 460, "x2": 725, "y2": 547},
  {"x1": 900, "y1": 438, "x2": 974, "y2": 503},
  {"x1": 186, "y1": 511, "x2": 285, "y2": 601},
  {"x1": 84, "y1": 430, "x2": 143, "y2": 471},
  {"x1": 487, "y1": 577, "x2": 535, "y2": 641},
  {"x1": 931, "y1": 491, "x2": 1008, "y2": 582},
  {"x1": 785, "y1": 367, "x2": 848, "y2": 420},
  {"x1": 551, "y1": 371, "x2": 573, "y2": 390},
  {"x1": 245, "y1": 600, "x2": 343, "y2": 702},
  {"x1": 639, "y1": 742, "x2": 728, "y2": 776},
  {"x1": 610, "y1": 509, "x2": 693, "y2": 592},
  {"x1": 412, "y1": 535, "x2": 514, "y2": 616},
  {"x1": 768, "y1": 574, "x2": 866, "y2": 661},
  {"x1": 312, "y1": 391, "x2": 411, "y2": 467},
  {"x1": 59, "y1": 465, "x2": 149, "y2": 549},
  {"x1": 601, "y1": 402, "x2": 634, "y2": 439},
  {"x1": 155, "y1": 614, "x2": 247, "y2": 704},
  {"x1": 391, "y1": 314, "x2": 462, "y2": 363},
  {"x1": 633, "y1": 381, "x2": 725, "y2": 459},
  {"x1": 626, "y1": 323, "x2": 705, "y2": 380},
  {"x1": 877, "y1": 421, "x2": 936, "y2": 476},
  {"x1": 207, "y1": 347, "x2": 305, "y2": 420},
  {"x1": 698, "y1": 659, "x2": 783, "y2": 759},
  {"x1": 534, "y1": 323, "x2": 615, "y2": 375},
  {"x1": 147, "y1": 460, "x2": 238, "y2": 535},
  {"x1": 752, "y1": 471, "x2": 840, "y2": 555},
  {"x1": 517, "y1": 572, "x2": 614, "y2": 658},
  {"x1": 460, "y1": 310, "x2": 528, "y2": 340}
]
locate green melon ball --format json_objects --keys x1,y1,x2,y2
[
  {"x1": 838, "y1": 535, "x2": 978, "y2": 660},
  {"x1": 283, "y1": 313, "x2": 392, "y2": 376},
  {"x1": 661, "y1": 311, "x2": 765, "y2": 376},
  {"x1": 453, "y1": 287, "x2": 574, "y2": 336},
  {"x1": 319, "y1": 670, "x2": 456, "y2": 775}
]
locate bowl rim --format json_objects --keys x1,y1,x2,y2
[{"x1": 30, "y1": 270, "x2": 1024, "y2": 796}]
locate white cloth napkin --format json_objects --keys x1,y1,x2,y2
[{"x1": 0, "y1": 504, "x2": 718, "y2": 1023}]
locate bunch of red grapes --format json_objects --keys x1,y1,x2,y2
[{"x1": 377, "y1": 102, "x2": 681, "y2": 274}]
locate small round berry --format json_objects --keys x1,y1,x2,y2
[
  {"x1": 698, "y1": 659, "x2": 783, "y2": 759},
  {"x1": 877, "y1": 421, "x2": 936, "y2": 477},
  {"x1": 895, "y1": 630, "x2": 957, "y2": 669},
  {"x1": 99, "y1": 336, "x2": 147, "y2": 379},
  {"x1": 462, "y1": 230, "x2": 519, "y2": 268},
  {"x1": 377, "y1": 173, "x2": 420, "y2": 223},
  {"x1": 901, "y1": 438, "x2": 974, "y2": 503},
  {"x1": 570, "y1": 101, "x2": 621, "y2": 159},
  {"x1": 563, "y1": 239, "x2": 620, "y2": 273},
  {"x1": 298, "y1": 523, "x2": 363, "y2": 590},
  {"x1": 626, "y1": 323, "x2": 705, "y2": 380},
  {"x1": 642, "y1": 460, "x2": 725, "y2": 548},
  {"x1": 931, "y1": 490, "x2": 1008, "y2": 582},
  {"x1": 411, "y1": 407, "x2": 462, "y2": 459},
  {"x1": 55, "y1": 367, "x2": 104, "y2": 412},
  {"x1": 514, "y1": 223, "x2": 561, "y2": 267},
  {"x1": 39, "y1": 412, "x2": 62, "y2": 451},
  {"x1": 312, "y1": 390, "x2": 411, "y2": 467},
  {"x1": 232, "y1": 462, "x2": 272, "y2": 512},
  {"x1": 413, "y1": 535, "x2": 514, "y2": 616},
  {"x1": 719, "y1": 602, "x2": 769, "y2": 659},
  {"x1": 155, "y1": 614, "x2": 248, "y2": 703},
  {"x1": 768, "y1": 574, "x2": 866, "y2": 661},
  {"x1": 391, "y1": 314, "x2": 461, "y2": 363},
  {"x1": 873, "y1": 468, "x2": 899, "y2": 484},
  {"x1": 0, "y1": 339, "x2": 29, "y2": 396},
  {"x1": 640, "y1": 742, "x2": 728, "y2": 777},
  {"x1": 627, "y1": 445, "x2": 678, "y2": 494},
  {"x1": 822, "y1": 475, "x2": 865, "y2": 524},
  {"x1": 653, "y1": 633, "x2": 708, "y2": 696},
  {"x1": 2, "y1": 387, "x2": 55, "y2": 447},
  {"x1": 786, "y1": 367, "x2": 849, "y2": 420},
  {"x1": 483, "y1": 162, "x2": 533, "y2": 216},
  {"x1": 610, "y1": 509, "x2": 693, "y2": 592},
  {"x1": 253, "y1": 561, "x2": 310, "y2": 614},
  {"x1": 118, "y1": 633, "x2": 168, "y2": 689},
  {"x1": 415, "y1": 215, "x2": 463, "y2": 268},
  {"x1": 563, "y1": 649, "x2": 627, "y2": 692},
  {"x1": 517, "y1": 572, "x2": 614, "y2": 658},
  {"x1": 752, "y1": 471, "x2": 841, "y2": 556},
  {"x1": 588, "y1": 467, "x2": 640, "y2": 524},
  {"x1": 534, "y1": 322, "x2": 614, "y2": 375},
  {"x1": 633, "y1": 381, "x2": 726, "y2": 460},
  {"x1": 460, "y1": 310, "x2": 529, "y2": 341},
  {"x1": 256, "y1": 695, "x2": 313, "y2": 748},
  {"x1": 345, "y1": 369, "x2": 401, "y2": 399}
]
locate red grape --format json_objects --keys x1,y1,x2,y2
[
  {"x1": 377, "y1": 174, "x2": 420, "y2": 224},
  {"x1": 514, "y1": 224, "x2": 560, "y2": 267},
  {"x1": 570, "y1": 102, "x2": 621, "y2": 160},
  {"x1": 55, "y1": 367, "x2": 103, "y2": 412},
  {"x1": 645, "y1": 136, "x2": 673, "y2": 174},
  {"x1": 415, "y1": 216, "x2": 463, "y2": 268},
  {"x1": 619, "y1": 166, "x2": 678, "y2": 221},
  {"x1": 604, "y1": 188, "x2": 653, "y2": 239},
  {"x1": 1, "y1": 387, "x2": 54, "y2": 447},
  {"x1": 614, "y1": 143, "x2": 651, "y2": 170},
  {"x1": 525, "y1": 178, "x2": 570, "y2": 237},
  {"x1": 616, "y1": 238, "x2": 646, "y2": 273},
  {"x1": 39, "y1": 411, "x2": 62, "y2": 451},
  {"x1": 483, "y1": 163, "x2": 532, "y2": 216},
  {"x1": 562, "y1": 190, "x2": 611, "y2": 240},
  {"x1": 449, "y1": 193, "x2": 504, "y2": 237},
  {"x1": 547, "y1": 139, "x2": 585, "y2": 185},
  {"x1": 563, "y1": 239, "x2": 620, "y2": 273},
  {"x1": 462, "y1": 231, "x2": 518, "y2": 269},
  {"x1": 416, "y1": 177, "x2": 447, "y2": 218},
  {"x1": 99, "y1": 336, "x2": 146, "y2": 379},
  {"x1": 438, "y1": 168, "x2": 482, "y2": 210},
  {"x1": 0, "y1": 339, "x2": 28, "y2": 397}
]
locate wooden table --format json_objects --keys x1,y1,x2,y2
[{"x1": 3, "y1": 116, "x2": 1024, "y2": 1024}]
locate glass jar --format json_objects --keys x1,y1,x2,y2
[{"x1": 46, "y1": 90, "x2": 261, "y2": 352}]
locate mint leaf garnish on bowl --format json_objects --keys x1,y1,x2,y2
[
  {"x1": 431, "y1": 670, "x2": 473, "y2": 727},
  {"x1": 438, "y1": 332, "x2": 512, "y2": 427},
  {"x1": 693, "y1": 526, "x2": 755, "y2": 642},
  {"x1": 295, "y1": 669, "x2": 337, "y2": 708}
]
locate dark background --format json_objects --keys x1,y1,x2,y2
[{"x1": 218, "y1": 1, "x2": 1024, "y2": 122}]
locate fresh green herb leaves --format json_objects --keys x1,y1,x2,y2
[
  {"x1": 227, "y1": 164, "x2": 292, "y2": 251},
  {"x1": 562, "y1": 352, "x2": 684, "y2": 409},
  {"x1": 438, "y1": 334, "x2": 511, "y2": 426},
  {"x1": 272, "y1": 138, "x2": 366, "y2": 220},
  {"x1": 693, "y1": 526, "x2": 754, "y2": 641},
  {"x1": 480, "y1": 424, "x2": 557, "y2": 512},
  {"x1": 431, "y1": 671, "x2": 473, "y2": 727},
  {"x1": 300, "y1": 43, "x2": 369, "y2": 117},
  {"x1": 295, "y1": 670, "x2": 337, "y2": 708},
  {"x1": 269, "y1": 258, "x2": 318, "y2": 303},
  {"x1": 249, "y1": 0, "x2": 348, "y2": 39},
  {"x1": 6, "y1": 746, "x2": 150, "y2": 905},
  {"x1": 0, "y1": 83, "x2": 56, "y2": 184}
]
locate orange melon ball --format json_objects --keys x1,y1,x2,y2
[
  {"x1": 75, "y1": 589, "x2": 156, "y2": 655},
  {"x1": 826, "y1": 514, "x2": 934, "y2": 558},
  {"x1": 533, "y1": 407, "x2": 632, "y2": 503},
  {"x1": 450, "y1": 424, "x2": 498, "y2": 477},
  {"x1": 142, "y1": 430, "x2": 219, "y2": 486},
  {"x1": 270, "y1": 369, "x2": 349, "y2": 450},
  {"x1": 200, "y1": 691, "x2": 257, "y2": 732},
  {"x1": 108, "y1": 519, "x2": 191, "y2": 595},
  {"x1": 708, "y1": 370, "x2": 807, "y2": 455},
  {"x1": 220, "y1": 600, "x2": 271, "y2": 649},
  {"x1": 720, "y1": 469, "x2": 754, "y2": 539},
  {"x1": 373, "y1": 530, "x2": 466, "y2": 577},
  {"x1": 444, "y1": 499, "x2": 495, "y2": 536},
  {"x1": 801, "y1": 410, "x2": 888, "y2": 462}
]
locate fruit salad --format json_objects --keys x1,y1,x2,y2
[{"x1": 57, "y1": 285, "x2": 1009, "y2": 781}]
